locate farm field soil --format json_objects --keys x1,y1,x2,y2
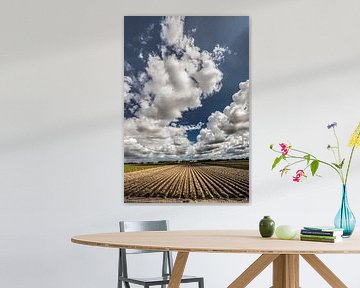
[{"x1": 124, "y1": 164, "x2": 249, "y2": 203}]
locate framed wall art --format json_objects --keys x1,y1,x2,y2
[{"x1": 124, "y1": 16, "x2": 249, "y2": 203}]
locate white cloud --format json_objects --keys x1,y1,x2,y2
[
  {"x1": 181, "y1": 122, "x2": 204, "y2": 131},
  {"x1": 192, "y1": 56, "x2": 223, "y2": 95},
  {"x1": 124, "y1": 117, "x2": 193, "y2": 163},
  {"x1": 124, "y1": 136, "x2": 151, "y2": 160},
  {"x1": 194, "y1": 80, "x2": 250, "y2": 159},
  {"x1": 124, "y1": 61, "x2": 133, "y2": 72},
  {"x1": 160, "y1": 16, "x2": 185, "y2": 47},
  {"x1": 137, "y1": 17, "x2": 224, "y2": 122},
  {"x1": 126, "y1": 16, "x2": 225, "y2": 123},
  {"x1": 140, "y1": 54, "x2": 203, "y2": 120},
  {"x1": 212, "y1": 44, "x2": 231, "y2": 62},
  {"x1": 124, "y1": 16, "x2": 241, "y2": 162},
  {"x1": 124, "y1": 76, "x2": 134, "y2": 104},
  {"x1": 125, "y1": 80, "x2": 250, "y2": 162}
]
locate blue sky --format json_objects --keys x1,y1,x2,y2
[{"x1": 124, "y1": 16, "x2": 249, "y2": 163}]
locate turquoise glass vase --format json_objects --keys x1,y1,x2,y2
[{"x1": 334, "y1": 185, "x2": 356, "y2": 237}]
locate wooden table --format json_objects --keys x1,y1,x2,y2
[{"x1": 71, "y1": 230, "x2": 360, "y2": 288}]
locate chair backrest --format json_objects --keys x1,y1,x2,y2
[
  {"x1": 118, "y1": 220, "x2": 173, "y2": 284},
  {"x1": 119, "y1": 220, "x2": 169, "y2": 254}
]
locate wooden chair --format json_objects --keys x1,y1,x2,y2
[{"x1": 118, "y1": 220, "x2": 204, "y2": 288}]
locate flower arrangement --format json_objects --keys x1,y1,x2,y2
[
  {"x1": 270, "y1": 122, "x2": 360, "y2": 185},
  {"x1": 270, "y1": 122, "x2": 360, "y2": 237}
]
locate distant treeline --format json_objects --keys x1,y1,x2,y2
[
  {"x1": 125, "y1": 158, "x2": 249, "y2": 165},
  {"x1": 125, "y1": 159, "x2": 249, "y2": 172}
]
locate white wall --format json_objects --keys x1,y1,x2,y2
[{"x1": 1, "y1": 0, "x2": 360, "y2": 287}]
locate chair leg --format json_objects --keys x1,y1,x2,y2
[{"x1": 198, "y1": 278, "x2": 204, "y2": 288}]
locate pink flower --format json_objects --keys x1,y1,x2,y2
[
  {"x1": 279, "y1": 143, "x2": 289, "y2": 155},
  {"x1": 293, "y1": 170, "x2": 306, "y2": 182}
]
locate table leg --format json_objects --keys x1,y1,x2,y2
[
  {"x1": 301, "y1": 254, "x2": 347, "y2": 288},
  {"x1": 228, "y1": 254, "x2": 279, "y2": 288},
  {"x1": 272, "y1": 254, "x2": 299, "y2": 288},
  {"x1": 168, "y1": 252, "x2": 189, "y2": 288}
]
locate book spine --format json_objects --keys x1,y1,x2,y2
[
  {"x1": 300, "y1": 237, "x2": 337, "y2": 243},
  {"x1": 300, "y1": 234, "x2": 337, "y2": 240},
  {"x1": 301, "y1": 230, "x2": 336, "y2": 236}
]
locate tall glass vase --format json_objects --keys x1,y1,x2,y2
[{"x1": 334, "y1": 185, "x2": 356, "y2": 237}]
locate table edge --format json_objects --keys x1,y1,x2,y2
[{"x1": 71, "y1": 236, "x2": 360, "y2": 254}]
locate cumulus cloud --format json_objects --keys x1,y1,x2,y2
[
  {"x1": 181, "y1": 122, "x2": 204, "y2": 131},
  {"x1": 194, "y1": 80, "x2": 250, "y2": 159},
  {"x1": 124, "y1": 76, "x2": 134, "y2": 104},
  {"x1": 124, "y1": 137, "x2": 151, "y2": 159},
  {"x1": 124, "y1": 79, "x2": 250, "y2": 162},
  {"x1": 124, "y1": 117, "x2": 193, "y2": 162},
  {"x1": 124, "y1": 16, "x2": 241, "y2": 162},
  {"x1": 124, "y1": 61, "x2": 133, "y2": 72},
  {"x1": 160, "y1": 16, "x2": 185, "y2": 47},
  {"x1": 140, "y1": 54, "x2": 203, "y2": 120},
  {"x1": 124, "y1": 73, "x2": 148, "y2": 106},
  {"x1": 137, "y1": 17, "x2": 223, "y2": 122},
  {"x1": 212, "y1": 44, "x2": 231, "y2": 62}
]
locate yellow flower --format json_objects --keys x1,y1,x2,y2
[{"x1": 349, "y1": 122, "x2": 360, "y2": 148}]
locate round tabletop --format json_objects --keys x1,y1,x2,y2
[{"x1": 71, "y1": 230, "x2": 360, "y2": 254}]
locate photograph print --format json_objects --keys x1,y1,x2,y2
[{"x1": 124, "y1": 16, "x2": 250, "y2": 203}]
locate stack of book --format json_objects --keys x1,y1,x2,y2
[{"x1": 300, "y1": 226, "x2": 344, "y2": 243}]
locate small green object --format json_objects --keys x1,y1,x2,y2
[
  {"x1": 275, "y1": 225, "x2": 297, "y2": 240},
  {"x1": 271, "y1": 156, "x2": 282, "y2": 170},
  {"x1": 259, "y1": 216, "x2": 275, "y2": 238},
  {"x1": 310, "y1": 160, "x2": 319, "y2": 176}
]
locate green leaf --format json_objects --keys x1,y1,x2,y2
[
  {"x1": 332, "y1": 163, "x2": 341, "y2": 169},
  {"x1": 271, "y1": 156, "x2": 282, "y2": 170},
  {"x1": 304, "y1": 154, "x2": 311, "y2": 164},
  {"x1": 280, "y1": 167, "x2": 290, "y2": 177},
  {"x1": 310, "y1": 160, "x2": 319, "y2": 176},
  {"x1": 339, "y1": 159, "x2": 345, "y2": 169},
  {"x1": 270, "y1": 144, "x2": 274, "y2": 149},
  {"x1": 332, "y1": 159, "x2": 345, "y2": 169}
]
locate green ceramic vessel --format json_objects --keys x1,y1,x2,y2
[{"x1": 259, "y1": 216, "x2": 275, "y2": 238}]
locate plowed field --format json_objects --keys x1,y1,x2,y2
[{"x1": 124, "y1": 164, "x2": 249, "y2": 203}]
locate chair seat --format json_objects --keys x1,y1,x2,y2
[{"x1": 119, "y1": 274, "x2": 202, "y2": 286}]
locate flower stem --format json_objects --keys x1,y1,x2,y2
[
  {"x1": 345, "y1": 145, "x2": 356, "y2": 185},
  {"x1": 333, "y1": 128, "x2": 345, "y2": 182},
  {"x1": 291, "y1": 148, "x2": 317, "y2": 159},
  {"x1": 333, "y1": 128, "x2": 342, "y2": 164},
  {"x1": 289, "y1": 148, "x2": 344, "y2": 183},
  {"x1": 330, "y1": 148, "x2": 338, "y2": 164},
  {"x1": 271, "y1": 148, "x2": 344, "y2": 182},
  {"x1": 284, "y1": 159, "x2": 306, "y2": 169},
  {"x1": 345, "y1": 130, "x2": 360, "y2": 185}
]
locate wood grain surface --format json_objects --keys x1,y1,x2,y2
[
  {"x1": 71, "y1": 230, "x2": 360, "y2": 254},
  {"x1": 301, "y1": 254, "x2": 347, "y2": 287},
  {"x1": 228, "y1": 254, "x2": 279, "y2": 287},
  {"x1": 168, "y1": 252, "x2": 189, "y2": 288}
]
